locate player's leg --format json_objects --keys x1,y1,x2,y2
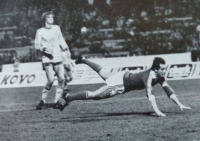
[
  {"x1": 87, "y1": 84, "x2": 124, "y2": 100},
  {"x1": 65, "y1": 70, "x2": 125, "y2": 106},
  {"x1": 62, "y1": 70, "x2": 125, "y2": 102},
  {"x1": 75, "y1": 56, "x2": 111, "y2": 80},
  {"x1": 63, "y1": 85, "x2": 109, "y2": 102},
  {"x1": 59, "y1": 70, "x2": 124, "y2": 105},
  {"x1": 36, "y1": 63, "x2": 55, "y2": 110},
  {"x1": 53, "y1": 62, "x2": 65, "y2": 104},
  {"x1": 58, "y1": 85, "x2": 124, "y2": 111},
  {"x1": 63, "y1": 67, "x2": 69, "y2": 90},
  {"x1": 65, "y1": 64, "x2": 73, "y2": 81},
  {"x1": 62, "y1": 51, "x2": 73, "y2": 90},
  {"x1": 63, "y1": 64, "x2": 73, "y2": 90}
]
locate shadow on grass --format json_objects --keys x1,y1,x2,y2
[
  {"x1": 59, "y1": 111, "x2": 158, "y2": 123},
  {"x1": 38, "y1": 103, "x2": 58, "y2": 110},
  {"x1": 59, "y1": 111, "x2": 184, "y2": 122}
]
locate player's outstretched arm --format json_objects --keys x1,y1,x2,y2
[
  {"x1": 146, "y1": 72, "x2": 166, "y2": 117},
  {"x1": 148, "y1": 94, "x2": 166, "y2": 117},
  {"x1": 162, "y1": 81, "x2": 191, "y2": 111},
  {"x1": 146, "y1": 73, "x2": 166, "y2": 117},
  {"x1": 169, "y1": 94, "x2": 192, "y2": 111}
]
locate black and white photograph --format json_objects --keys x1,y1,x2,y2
[{"x1": 0, "y1": 0, "x2": 199, "y2": 140}]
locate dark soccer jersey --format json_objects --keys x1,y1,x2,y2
[{"x1": 123, "y1": 69, "x2": 165, "y2": 92}]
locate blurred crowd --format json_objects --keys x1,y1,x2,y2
[{"x1": 0, "y1": 0, "x2": 200, "y2": 63}]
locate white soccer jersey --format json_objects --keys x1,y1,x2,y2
[{"x1": 34, "y1": 25, "x2": 68, "y2": 63}]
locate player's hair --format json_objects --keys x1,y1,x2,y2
[
  {"x1": 151, "y1": 57, "x2": 165, "y2": 70},
  {"x1": 41, "y1": 11, "x2": 54, "y2": 26}
]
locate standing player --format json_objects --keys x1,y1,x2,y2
[
  {"x1": 35, "y1": 11, "x2": 69, "y2": 110},
  {"x1": 58, "y1": 57, "x2": 191, "y2": 117},
  {"x1": 62, "y1": 49, "x2": 73, "y2": 91}
]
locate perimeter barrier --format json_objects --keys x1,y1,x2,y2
[{"x1": 0, "y1": 52, "x2": 198, "y2": 88}]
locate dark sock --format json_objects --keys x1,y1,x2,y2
[
  {"x1": 82, "y1": 59, "x2": 106, "y2": 80},
  {"x1": 82, "y1": 59, "x2": 102, "y2": 73},
  {"x1": 66, "y1": 91, "x2": 88, "y2": 102}
]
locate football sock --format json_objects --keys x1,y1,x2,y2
[
  {"x1": 41, "y1": 87, "x2": 50, "y2": 103},
  {"x1": 63, "y1": 79, "x2": 68, "y2": 90},
  {"x1": 66, "y1": 91, "x2": 88, "y2": 102},
  {"x1": 54, "y1": 87, "x2": 63, "y2": 103}
]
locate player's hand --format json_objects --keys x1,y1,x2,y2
[
  {"x1": 180, "y1": 105, "x2": 191, "y2": 111},
  {"x1": 43, "y1": 48, "x2": 53, "y2": 59},
  {"x1": 43, "y1": 52, "x2": 53, "y2": 59},
  {"x1": 44, "y1": 47, "x2": 53, "y2": 54},
  {"x1": 156, "y1": 111, "x2": 166, "y2": 117}
]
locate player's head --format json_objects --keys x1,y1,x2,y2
[
  {"x1": 151, "y1": 57, "x2": 166, "y2": 77},
  {"x1": 41, "y1": 11, "x2": 54, "y2": 26}
]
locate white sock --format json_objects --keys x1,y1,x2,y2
[
  {"x1": 41, "y1": 88, "x2": 50, "y2": 103},
  {"x1": 64, "y1": 84, "x2": 68, "y2": 90},
  {"x1": 54, "y1": 87, "x2": 63, "y2": 103}
]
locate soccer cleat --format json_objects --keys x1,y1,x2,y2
[
  {"x1": 57, "y1": 99, "x2": 67, "y2": 111},
  {"x1": 75, "y1": 56, "x2": 83, "y2": 64},
  {"x1": 36, "y1": 100, "x2": 45, "y2": 110},
  {"x1": 57, "y1": 93, "x2": 69, "y2": 111},
  {"x1": 52, "y1": 102, "x2": 59, "y2": 109}
]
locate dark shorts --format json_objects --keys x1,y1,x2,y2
[{"x1": 43, "y1": 61, "x2": 63, "y2": 67}]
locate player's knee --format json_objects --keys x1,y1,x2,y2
[
  {"x1": 66, "y1": 77, "x2": 72, "y2": 82},
  {"x1": 58, "y1": 77, "x2": 65, "y2": 85},
  {"x1": 46, "y1": 81, "x2": 54, "y2": 88},
  {"x1": 65, "y1": 66, "x2": 71, "y2": 71},
  {"x1": 49, "y1": 79, "x2": 54, "y2": 85},
  {"x1": 64, "y1": 65, "x2": 71, "y2": 71},
  {"x1": 87, "y1": 92, "x2": 99, "y2": 100}
]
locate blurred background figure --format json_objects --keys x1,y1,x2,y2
[{"x1": 13, "y1": 55, "x2": 20, "y2": 72}]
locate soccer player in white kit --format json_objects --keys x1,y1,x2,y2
[{"x1": 35, "y1": 11, "x2": 69, "y2": 110}]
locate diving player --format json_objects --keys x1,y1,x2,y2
[{"x1": 58, "y1": 57, "x2": 191, "y2": 117}]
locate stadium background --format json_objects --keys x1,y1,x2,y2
[
  {"x1": 0, "y1": 0, "x2": 200, "y2": 67},
  {"x1": 0, "y1": 0, "x2": 200, "y2": 141}
]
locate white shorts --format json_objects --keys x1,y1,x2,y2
[
  {"x1": 105, "y1": 71, "x2": 125, "y2": 86},
  {"x1": 62, "y1": 52, "x2": 71, "y2": 65}
]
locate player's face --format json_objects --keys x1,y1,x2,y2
[
  {"x1": 45, "y1": 14, "x2": 54, "y2": 25},
  {"x1": 156, "y1": 64, "x2": 166, "y2": 77}
]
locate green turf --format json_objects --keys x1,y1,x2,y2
[{"x1": 0, "y1": 79, "x2": 199, "y2": 141}]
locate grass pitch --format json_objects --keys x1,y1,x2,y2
[{"x1": 0, "y1": 79, "x2": 200, "y2": 141}]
